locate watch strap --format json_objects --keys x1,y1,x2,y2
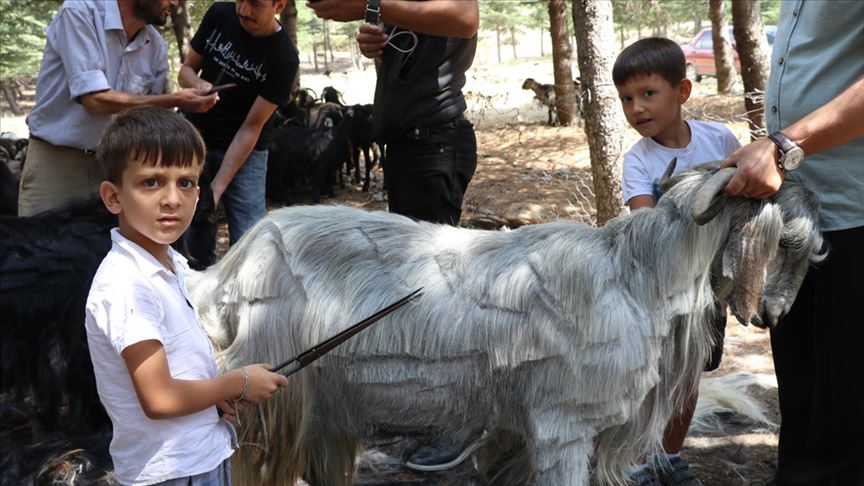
[
  {"x1": 767, "y1": 131, "x2": 798, "y2": 156},
  {"x1": 365, "y1": 0, "x2": 381, "y2": 24}
]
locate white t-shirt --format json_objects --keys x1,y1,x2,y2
[
  {"x1": 622, "y1": 120, "x2": 741, "y2": 203},
  {"x1": 85, "y1": 229, "x2": 233, "y2": 485}
]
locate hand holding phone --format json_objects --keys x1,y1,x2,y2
[{"x1": 207, "y1": 83, "x2": 237, "y2": 95}]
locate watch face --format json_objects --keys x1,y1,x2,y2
[{"x1": 782, "y1": 146, "x2": 805, "y2": 171}]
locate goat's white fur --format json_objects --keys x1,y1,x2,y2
[{"x1": 188, "y1": 164, "x2": 821, "y2": 485}]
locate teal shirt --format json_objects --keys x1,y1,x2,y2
[{"x1": 766, "y1": 0, "x2": 864, "y2": 231}]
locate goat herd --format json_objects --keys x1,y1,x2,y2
[
  {"x1": 0, "y1": 82, "x2": 826, "y2": 485},
  {"x1": 265, "y1": 86, "x2": 382, "y2": 205}
]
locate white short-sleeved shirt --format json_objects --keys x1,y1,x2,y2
[
  {"x1": 85, "y1": 229, "x2": 232, "y2": 485},
  {"x1": 27, "y1": 0, "x2": 169, "y2": 151},
  {"x1": 622, "y1": 120, "x2": 741, "y2": 204}
]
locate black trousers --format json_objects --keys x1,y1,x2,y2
[
  {"x1": 771, "y1": 226, "x2": 864, "y2": 486},
  {"x1": 384, "y1": 119, "x2": 477, "y2": 226}
]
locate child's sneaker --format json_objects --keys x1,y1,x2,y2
[
  {"x1": 654, "y1": 454, "x2": 703, "y2": 486},
  {"x1": 628, "y1": 467, "x2": 662, "y2": 486}
]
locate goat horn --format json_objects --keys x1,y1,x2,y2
[{"x1": 692, "y1": 167, "x2": 736, "y2": 225}]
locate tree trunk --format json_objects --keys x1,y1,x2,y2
[
  {"x1": 280, "y1": 1, "x2": 300, "y2": 94},
  {"x1": 549, "y1": 0, "x2": 574, "y2": 126},
  {"x1": 572, "y1": 0, "x2": 627, "y2": 226},
  {"x1": 280, "y1": 1, "x2": 298, "y2": 46},
  {"x1": 732, "y1": 0, "x2": 770, "y2": 140},
  {"x1": 539, "y1": 27, "x2": 545, "y2": 57},
  {"x1": 323, "y1": 20, "x2": 335, "y2": 64},
  {"x1": 495, "y1": 26, "x2": 502, "y2": 64},
  {"x1": 170, "y1": 0, "x2": 192, "y2": 63},
  {"x1": 709, "y1": 0, "x2": 735, "y2": 94},
  {"x1": 1, "y1": 80, "x2": 21, "y2": 116},
  {"x1": 510, "y1": 27, "x2": 518, "y2": 59}
]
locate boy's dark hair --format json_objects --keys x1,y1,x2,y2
[
  {"x1": 612, "y1": 37, "x2": 686, "y2": 87},
  {"x1": 97, "y1": 106, "x2": 205, "y2": 184}
]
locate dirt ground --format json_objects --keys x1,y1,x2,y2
[{"x1": 1, "y1": 60, "x2": 780, "y2": 484}]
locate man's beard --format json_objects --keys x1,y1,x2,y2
[{"x1": 134, "y1": 0, "x2": 169, "y2": 26}]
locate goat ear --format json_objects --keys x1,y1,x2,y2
[
  {"x1": 722, "y1": 205, "x2": 780, "y2": 328},
  {"x1": 692, "y1": 167, "x2": 735, "y2": 225}
]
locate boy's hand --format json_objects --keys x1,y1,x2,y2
[
  {"x1": 216, "y1": 400, "x2": 239, "y2": 425},
  {"x1": 719, "y1": 137, "x2": 785, "y2": 199},
  {"x1": 240, "y1": 363, "x2": 289, "y2": 404}
]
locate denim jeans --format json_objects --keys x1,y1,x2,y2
[
  {"x1": 384, "y1": 119, "x2": 477, "y2": 226},
  {"x1": 205, "y1": 148, "x2": 268, "y2": 244},
  {"x1": 151, "y1": 458, "x2": 231, "y2": 486}
]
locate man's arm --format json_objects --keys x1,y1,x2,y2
[
  {"x1": 627, "y1": 195, "x2": 655, "y2": 210},
  {"x1": 720, "y1": 74, "x2": 864, "y2": 198},
  {"x1": 210, "y1": 96, "x2": 279, "y2": 206},
  {"x1": 50, "y1": 7, "x2": 217, "y2": 116},
  {"x1": 79, "y1": 88, "x2": 218, "y2": 115},
  {"x1": 308, "y1": 0, "x2": 478, "y2": 38}
]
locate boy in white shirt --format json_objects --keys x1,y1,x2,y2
[
  {"x1": 85, "y1": 106, "x2": 288, "y2": 486},
  {"x1": 613, "y1": 37, "x2": 741, "y2": 486}
]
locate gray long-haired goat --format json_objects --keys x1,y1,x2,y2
[{"x1": 188, "y1": 163, "x2": 823, "y2": 485}]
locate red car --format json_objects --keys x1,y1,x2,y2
[{"x1": 681, "y1": 26, "x2": 776, "y2": 82}]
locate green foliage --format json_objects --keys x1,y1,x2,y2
[
  {"x1": 0, "y1": 0, "x2": 59, "y2": 78},
  {"x1": 480, "y1": 0, "x2": 533, "y2": 30},
  {"x1": 612, "y1": 0, "x2": 707, "y2": 35},
  {"x1": 760, "y1": 0, "x2": 781, "y2": 25}
]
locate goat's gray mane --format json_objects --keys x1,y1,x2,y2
[{"x1": 188, "y1": 163, "x2": 821, "y2": 485}]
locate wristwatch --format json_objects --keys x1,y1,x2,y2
[
  {"x1": 365, "y1": 0, "x2": 381, "y2": 25},
  {"x1": 767, "y1": 131, "x2": 805, "y2": 172}
]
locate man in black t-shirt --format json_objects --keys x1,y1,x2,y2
[
  {"x1": 310, "y1": 0, "x2": 478, "y2": 226},
  {"x1": 180, "y1": 0, "x2": 298, "y2": 246}
]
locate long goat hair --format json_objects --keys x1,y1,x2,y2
[
  {"x1": 187, "y1": 162, "x2": 823, "y2": 485},
  {"x1": 0, "y1": 199, "x2": 115, "y2": 435}
]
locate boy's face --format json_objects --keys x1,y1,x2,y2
[
  {"x1": 100, "y1": 157, "x2": 202, "y2": 262},
  {"x1": 236, "y1": 0, "x2": 285, "y2": 37},
  {"x1": 616, "y1": 73, "x2": 691, "y2": 139}
]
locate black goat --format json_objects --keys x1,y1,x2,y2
[
  {"x1": 321, "y1": 86, "x2": 345, "y2": 105},
  {"x1": 347, "y1": 103, "x2": 380, "y2": 192},
  {"x1": 0, "y1": 160, "x2": 19, "y2": 216},
  {"x1": 0, "y1": 185, "x2": 216, "y2": 436},
  {"x1": 309, "y1": 101, "x2": 345, "y2": 129},
  {"x1": 267, "y1": 108, "x2": 360, "y2": 204},
  {"x1": 0, "y1": 425, "x2": 113, "y2": 486},
  {"x1": 0, "y1": 199, "x2": 115, "y2": 436}
]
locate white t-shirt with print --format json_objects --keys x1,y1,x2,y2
[
  {"x1": 85, "y1": 229, "x2": 233, "y2": 485},
  {"x1": 622, "y1": 120, "x2": 741, "y2": 203}
]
